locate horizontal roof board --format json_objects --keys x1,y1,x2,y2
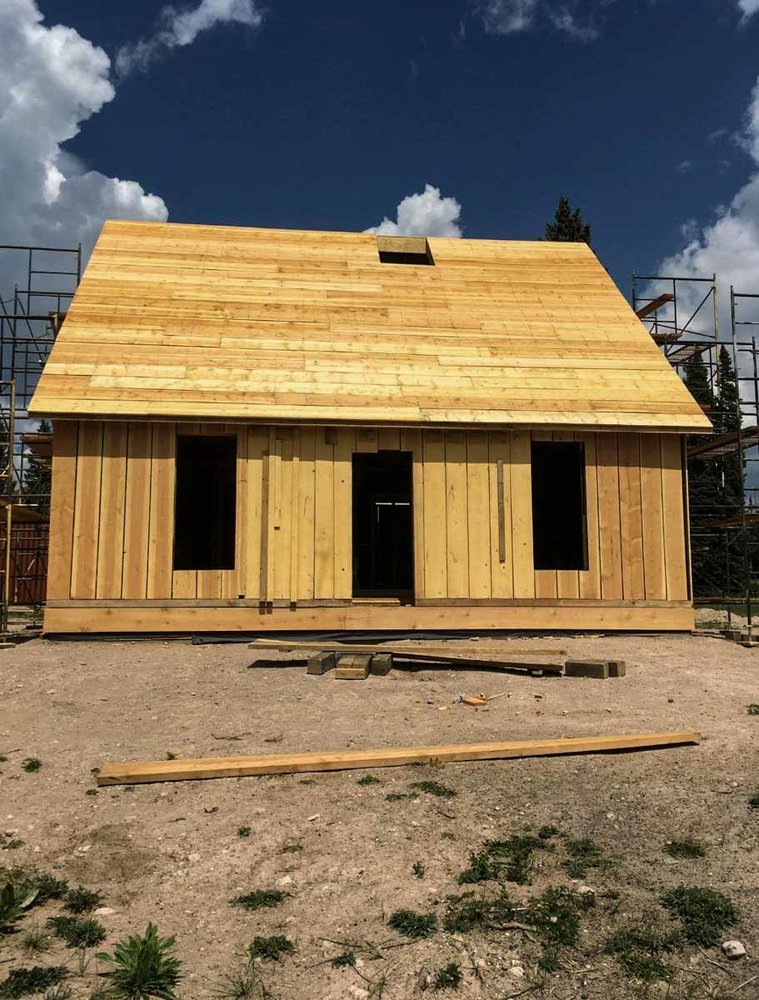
[{"x1": 29, "y1": 220, "x2": 710, "y2": 432}]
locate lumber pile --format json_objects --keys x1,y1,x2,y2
[{"x1": 97, "y1": 731, "x2": 701, "y2": 786}]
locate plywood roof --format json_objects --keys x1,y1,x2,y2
[{"x1": 29, "y1": 220, "x2": 710, "y2": 431}]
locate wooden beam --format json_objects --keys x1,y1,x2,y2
[
  {"x1": 635, "y1": 293, "x2": 674, "y2": 320},
  {"x1": 97, "y1": 731, "x2": 701, "y2": 786}
]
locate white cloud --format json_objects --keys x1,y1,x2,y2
[
  {"x1": 0, "y1": 0, "x2": 167, "y2": 295},
  {"x1": 657, "y1": 77, "x2": 759, "y2": 337},
  {"x1": 477, "y1": 0, "x2": 599, "y2": 40},
  {"x1": 116, "y1": 0, "x2": 264, "y2": 77},
  {"x1": 737, "y1": 0, "x2": 759, "y2": 18},
  {"x1": 366, "y1": 185, "x2": 463, "y2": 237}
]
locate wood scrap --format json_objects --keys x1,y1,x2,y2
[
  {"x1": 97, "y1": 731, "x2": 701, "y2": 786},
  {"x1": 249, "y1": 639, "x2": 564, "y2": 675}
]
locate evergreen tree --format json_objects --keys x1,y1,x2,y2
[
  {"x1": 545, "y1": 196, "x2": 591, "y2": 245},
  {"x1": 22, "y1": 419, "x2": 51, "y2": 516}
]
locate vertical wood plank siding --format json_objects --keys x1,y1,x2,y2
[{"x1": 50, "y1": 422, "x2": 690, "y2": 605}]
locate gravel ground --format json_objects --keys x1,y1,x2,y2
[{"x1": 1, "y1": 633, "x2": 758, "y2": 999}]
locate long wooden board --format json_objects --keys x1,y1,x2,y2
[
  {"x1": 97, "y1": 731, "x2": 701, "y2": 786},
  {"x1": 249, "y1": 638, "x2": 565, "y2": 673}
]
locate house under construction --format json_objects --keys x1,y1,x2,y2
[{"x1": 24, "y1": 220, "x2": 711, "y2": 634}]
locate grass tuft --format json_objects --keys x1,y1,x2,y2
[
  {"x1": 0, "y1": 965, "x2": 68, "y2": 998},
  {"x1": 96, "y1": 922, "x2": 182, "y2": 999},
  {"x1": 330, "y1": 950, "x2": 356, "y2": 968},
  {"x1": 538, "y1": 825, "x2": 560, "y2": 840},
  {"x1": 387, "y1": 909, "x2": 437, "y2": 939},
  {"x1": 237, "y1": 827, "x2": 252, "y2": 839},
  {"x1": 443, "y1": 890, "x2": 515, "y2": 933},
  {"x1": 409, "y1": 780, "x2": 457, "y2": 799},
  {"x1": 247, "y1": 935, "x2": 294, "y2": 963},
  {"x1": 561, "y1": 838, "x2": 610, "y2": 879},
  {"x1": 20, "y1": 925, "x2": 51, "y2": 956},
  {"x1": 664, "y1": 839, "x2": 706, "y2": 860},
  {"x1": 47, "y1": 915, "x2": 106, "y2": 949},
  {"x1": 605, "y1": 924, "x2": 680, "y2": 982},
  {"x1": 660, "y1": 885, "x2": 739, "y2": 946},
  {"x1": 458, "y1": 832, "x2": 552, "y2": 886},
  {"x1": 525, "y1": 886, "x2": 592, "y2": 949},
  {"x1": 412, "y1": 861, "x2": 426, "y2": 880},
  {"x1": 64, "y1": 885, "x2": 104, "y2": 914},
  {"x1": 385, "y1": 792, "x2": 410, "y2": 802},
  {"x1": 21, "y1": 759, "x2": 41, "y2": 773},
  {"x1": 357, "y1": 774, "x2": 381, "y2": 786},
  {"x1": 42, "y1": 987, "x2": 72, "y2": 1000},
  {"x1": 230, "y1": 890, "x2": 290, "y2": 911},
  {"x1": 432, "y1": 962, "x2": 462, "y2": 990},
  {"x1": 280, "y1": 842, "x2": 302, "y2": 854}
]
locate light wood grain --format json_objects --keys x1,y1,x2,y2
[
  {"x1": 97, "y1": 731, "x2": 701, "y2": 785},
  {"x1": 29, "y1": 220, "x2": 710, "y2": 432}
]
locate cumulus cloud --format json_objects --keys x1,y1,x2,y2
[
  {"x1": 366, "y1": 185, "x2": 463, "y2": 237},
  {"x1": 737, "y1": 0, "x2": 759, "y2": 18},
  {"x1": 0, "y1": 0, "x2": 167, "y2": 295},
  {"x1": 657, "y1": 77, "x2": 759, "y2": 329},
  {"x1": 477, "y1": 0, "x2": 599, "y2": 40},
  {"x1": 116, "y1": 0, "x2": 264, "y2": 77}
]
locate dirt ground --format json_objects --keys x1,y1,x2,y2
[{"x1": 1, "y1": 633, "x2": 758, "y2": 1000}]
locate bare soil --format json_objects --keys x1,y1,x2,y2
[{"x1": 1, "y1": 633, "x2": 758, "y2": 999}]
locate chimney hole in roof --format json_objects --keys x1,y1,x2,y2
[{"x1": 376, "y1": 236, "x2": 434, "y2": 266}]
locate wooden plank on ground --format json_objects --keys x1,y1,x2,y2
[
  {"x1": 97, "y1": 731, "x2": 702, "y2": 785},
  {"x1": 334, "y1": 653, "x2": 371, "y2": 679}
]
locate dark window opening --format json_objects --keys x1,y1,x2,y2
[
  {"x1": 353, "y1": 452, "x2": 414, "y2": 596},
  {"x1": 531, "y1": 442, "x2": 588, "y2": 571},
  {"x1": 174, "y1": 435, "x2": 236, "y2": 570},
  {"x1": 378, "y1": 250, "x2": 433, "y2": 266},
  {"x1": 376, "y1": 236, "x2": 434, "y2": 266}
]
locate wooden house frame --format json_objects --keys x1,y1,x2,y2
[{"x1": 29, "y1": 221, "x2": 710, "y2": 634}]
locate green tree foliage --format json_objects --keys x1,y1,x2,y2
[
  {"x1": 545, "y1": 196, "x2": 591, "y2": 245},
  {"x1": 22, "y1": 418, "x2": 51, "y2": 516},
  {"x1": 685, "y1": 350, "x2": 750, "y2": 597}
]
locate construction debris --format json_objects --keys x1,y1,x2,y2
[{"x1": 96, "y1": 731, "x2": 701, "y2": 786}]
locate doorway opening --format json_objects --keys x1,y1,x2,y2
[{"x1": 352, "y1": 451, "x2": 413, "y2": 597}]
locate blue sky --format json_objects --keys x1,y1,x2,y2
[{"x1": 3, "y1": 0, "x2": 759, "y2": 298}]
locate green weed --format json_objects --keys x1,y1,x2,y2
[
  {"x1": 538, "y1": 825, "x2": 559, "y2": 840},
  {"x1": 409, "y1": 781, "x2": 457, "y2": 799},
  {"x1": 247, "y1": 935, "x2": 294, "y2": 963},
  {"x1": 0, "y1": 965, "x2": 68, "y2": 998},
  {"x1": 0, "y1": 883, "x2": 38, "y2": 934},
  {"x1": 412, "y1": 861, "x2": 426, "y2": 879},
  {"x1": 0, "y1": 755, "x2": 7, "y2": 764},
  {"x1": 280, "y1": 842, "x2": 302, "y2": 854},
  {"x1": 387, "y1": 909, "x2": 437, "y2": 939},
  {"x1": 0, "y1": 834, "x2": 24, "y2": 851},
  {"x1": 457, "y1": 833, "x2": 551, "y2": 885},
  {"x1": 385, "y1": 793, "x2": 410, "y2": 802},
  {"x1": 749, "y1": 791, "x2": 759, "y2": 809},
  {"x1": 660, "y1": 886, "x2": 739, "y2": 946},
  {"x1": 21, "y1": 759, "x2": 41, "y2": 773},
  {"x1": 96, "y1": 923, "x2": 182, "y2": 998},
  {"x1": 443, "y1": 890, "x2": 515, "y2": 933},
  {"x1": 605, "y1": 924, "x2": 681, "y2": 982},
  {"x1": 357, "y1": 774, "x2": 381, "y2": 786},
  {"x1": 330, "y1": 951, "x2": 356, "y2": 968},
  {"x1": 562, "y1": 838, "x2": 610, "y2": 878},
  {"x1": 432, "y1": 962, "x2": 462, "y2": 990},
  {"x1": 747, "y1": 704, "x2": 759, "y2": 715},
  {"x1": 64, "y1": 885, "x2": 104, "y2": 914},
  {"x1": 211, "y1": 962, "x2": 268, "y2": 999},
  {"x1": 47, "y1": 915, "x2": 106, "y2": 949},
  {"x1": 20, "y1": 925, "x2": 51, "y2": 956},
  {"x1": 230, "y1": 890, "x2": 290, "y2": 911},
  {"x1": 525, "y1": 886, "x2": 593, "y2": 949},
  {"x1": 664, "y1": 839, "x2": 706, "y2": 860},
  {"x1": 237, "y1": 827, "x2": 252, "y2": 838}
]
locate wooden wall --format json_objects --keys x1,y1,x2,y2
[{"x1": 47, "y1": 421, "x2": 689, "y2": 610}]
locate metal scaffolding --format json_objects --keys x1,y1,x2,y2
[
  {"x1": 0, "y1": 242, "x2": 81, "y2": 632},
  {"x1": 633, "y1": 273, "x2": 759, "y2": 629}
]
